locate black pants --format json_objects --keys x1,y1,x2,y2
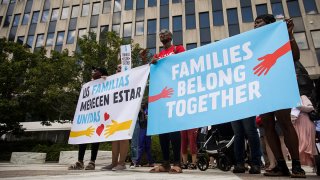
[
  {"x1": 78, "y1": 143, "x2": 100, "y2": 162},
  {"x1": 159, "y1": 131, "x2": 181, "y2": 166}
]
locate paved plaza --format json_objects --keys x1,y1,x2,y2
[{"x1": 0, "y1": 163, "x2": 319, "y2": 180}]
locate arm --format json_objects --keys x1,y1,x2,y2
[
  {"x1": 298, "y1": 95, "x2": 314, "y2": 113},
  {"x1": 148, "y1": 86, "x2": 174, "y2": 103},
  {"x1": 69, "y1": 126, "x2": 94, "y2": 138},
  {"x1": 286, "y1": 18, "x2": 300, "y2": 61}
]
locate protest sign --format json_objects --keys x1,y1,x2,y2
[
  {"x1": 148, "y1": 22, "x2": 300, "y2": 135},
  {"x1": 69, "y1": 65, "x2": 150, "y2": 144}
]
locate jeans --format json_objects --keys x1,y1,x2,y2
[
  {"x1": 136, "y1": 128, "x2": 154, "y2": 164},
  {"x1": 231, "y1": 116, "x2": 261, "y2": 166},
  {"x1": 131, "y1": 120, "x2": 140, "y2": 162}
]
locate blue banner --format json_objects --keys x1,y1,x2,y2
[{"x1": 147, "y1": 22, "x2": 301, "y2": 135}]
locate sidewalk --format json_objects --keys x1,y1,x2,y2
[{"x1": 0, "y1": 163, "x2": 318, "y2": 180}]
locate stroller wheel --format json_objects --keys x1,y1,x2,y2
[
  {"x1": 197, "y1": 156, "x2": 209, "y2": 171},
  {"x1": 217, "y1": 155, "x2": 232, "y2": 171}
]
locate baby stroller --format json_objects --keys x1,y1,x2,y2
[{"x1": 197, "y1": 122, "x2": 235, "y2": 171}]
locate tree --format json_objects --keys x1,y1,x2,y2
[
  {"x1": 0, "y1": 31, "x2": 153, "y2": 137},
  {"x1": 75, "y1": 31, "x2": 146, "y2": 81},
  {"x1": 0, "y1": 39, "x2": 81, "y2": 136}
]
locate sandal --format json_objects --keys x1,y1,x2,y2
[
  {"x1": 291, "y1": 166, "x2": 306, "y2": 178},
  {"x1": 169, "y1": 165, "x2": 183, "y2": 174},
  {"x1": 188, "y1": 163, "x2": 197, "y2": 170},
  {"x1": 85, "y1": 161, "x2": 95, "y2": 170},
  {"x1": 181, "y1": 163, "x2": 188, "y2": 169},
  {"x1": 68, "y1": 161, "x2": 84, "y2": 170},
  {"x1": 149, "y1": 165, "x2": 170, "y2": 173}
]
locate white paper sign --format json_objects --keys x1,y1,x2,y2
[
  {"x1": 121, "y1": 44, "x2": 131, "y2": 72},
  {"x1": 69, "y1": 65, "x2": 150, "y2": 144}
]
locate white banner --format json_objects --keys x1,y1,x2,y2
[
  {"x1": 121, "y1": 44, "x2": 131, "y2": 71},
  {"x1": 69, "y1": 65, "x2": 150, "y2": 144}
]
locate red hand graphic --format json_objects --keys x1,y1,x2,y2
[
  {"x1": 253, "y1": 41, "x2": 291, "y2": 76},
  {"x1": 253, "y1": 54, "x2": 278, "y2": 76},
  {"x1": 148, "y1": 86, "x2": 174, "y2": 103},
  {"x1": 159, "y1": 86, "x2": 174, "y2": 98},
  {"x1": 104, "y1": 112, "x2": 110, "y2": 121}
]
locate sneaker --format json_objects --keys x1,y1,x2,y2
[
  {"x1": 112, "y1": 164, "x2": 126, "y2": 171},
  {"x1": 129, "y1": 162, "x2": 140, "y2": 169},
  {"x1": 249, "y1": 165, "x2": 261, "y2": 174},
  {"x1": 188, "y1": 163, "x2": 197, "y2": 170},
  {"x1": 85, "y1": 161, "x2": 95, "y2": 170},
  {"x1": 264, "y1": 165, "x2": 290, "y2": 177},
  {"x1": 233, "y1": 164, "x2": 246, "y2": 173},
  {"x1": 101, "y1": 164, "x2": 114, "y2": 171}
]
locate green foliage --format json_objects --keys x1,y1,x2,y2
[{"x1": 1, "y1": 31, "x2": 151, "y2": 137}]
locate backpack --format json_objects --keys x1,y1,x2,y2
[{"x1": 294, "y1": 60, "x2": 314, "y2": 97}]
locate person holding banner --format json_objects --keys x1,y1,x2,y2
[
  {"x1": 254, "y1": 14, "x2": 306, "y2": 178},
  {"x1": 68, "y1": 67, "x2": 108, "y2": 170},
  {"x1": 149, "y1": 29, "x2": 185, "y2": 174},
  {"x1": 101, "y1": 64, "x2": 130, "y2": 171}
]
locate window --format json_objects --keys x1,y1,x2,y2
[
  {"x1": 302, "y1": 0, "x2": 318, "y2": 15},
  {"x1": 43, "y1": 0, "x2": 50, "y2": 10},
  {"x1": 199, "y1": 12, "x2": 211, "y2": 44},
  {"x1": 35, "y1": 34, "x2": 44, "y2": 47},
  {"x1": 56, "y1": 31, "x2": 65, "y2": 45},
  {"x1": 103, "y1": 0, "x2": 111, "y2": 14},
  {"x1": 78, "y1": 28, "x2": 87, "y2": 39},
  {"x1": 186, "y1": 14, "x2": 195, "y2": 29},
  {"x1": 147, "y1": 19, "x2": 156, "y2": 34},
  {"x1": 31, "y1": 11, "x2": 39, "y2": 24},
  {"x1": 114, "y1": 0, "x2": 121, "y2": 12},
  {"x1": 82, "y1": 4, "x2": 90, "y2": 16},
  {"x1": 240, "y1": 0, "x2": 253, "y2": 22},
  {"x1": 12, "y1": 14, "x2": 20, "y2": 27},
  {"x1": 99, "y1": 26, "x2": 108, "y2": 41},
  {"x1": 17, "y1": 36, "x2": 24, "y2": 44},
  {"x1": 186, "y1": 43, "x2": 197, "y2": 50},
  {"x1": 112, "y1": 24, "x2": 120, "y2": 34},
  {"x1": 173, "y1": 16, "x2": 182, "y2": 31},
  {"x1": 271, "y1": 2, "x2": 284, "y2": 18},
  {"x1": 2, "y1": 0, "x2": 9, "y2": 4},
  {"x1": 22, "y1": 13, "x2": 29, "y2": 25},
  {"x1": 212, "y1": 0, "x2": 224, "y2": 26},
  {"x1": 46, "y1": 33, "x2": 54, "y2": 46},
  {"x1": 227, "y1": 8, "x2": 240, "y2": 37},
  {"x1": 27, "y1": 35, "x2": 34, "y2": 48},
  {"x1": 67, "y1": 30, "x2": 75, "y2": 44},
  {"x1": 123, "y1": 23, "x2": 132, "y2": 37},
  {"x1": 199, "y1": 12, "x2": 210, "y2": 28},
  {"x1": 136, "y1": 9, "x2": 144, "y2": 21},
  {"x1": 136, "y1": 0, "x2": 144, "y2": 9},
  {"x1": 293, "y1": 32, "x2": 308, "y2": 50},
  {"x1": 61, "y1": 7, "x2": 69, "y2": 20},
  {"x1": 160, "y1": 0, "x2": 168, "y2": 5},
  {"x1": 148, "y1": 0, "x2": 157, "y2": 7},
  {"x1": 125, "y1": 0, "x2": 133, "y2": 10},
  {"x1": 256, "y1": 4, "x2": 268, "y2": 16},
  {"x1": 172, "y1": 0, "x2": 181, "y2": 3},
  {"x1": 41, "y1": 10, "x2": 49, "y2": 22},
  {"x1": 135, "y1": 21, "x2": 144, "y2": 35},
  {"x1": 213, "y1": 11, "x2": 224, "y2": 26},
  {"x1": 92, "y1": 2, "x2": 100, "y2": 15},
  {"x1": 287, "y1": 0, "x2": 301, "y2": 17},
  {"x1": 112, "y1": 12, "x2": 121, "y2": 24},
  {"x1": 4, "y1": 15, "x2": 11, "y2": 27},
  {"x1": 160, "y1": 18, "x2": 169, "y2": 31},
  {"x1": 71, "y1": 5, "x2": 79, "y2": 18},
  {"x1": 51, "y1": 8, "x2": 59, "y2": 21}
]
